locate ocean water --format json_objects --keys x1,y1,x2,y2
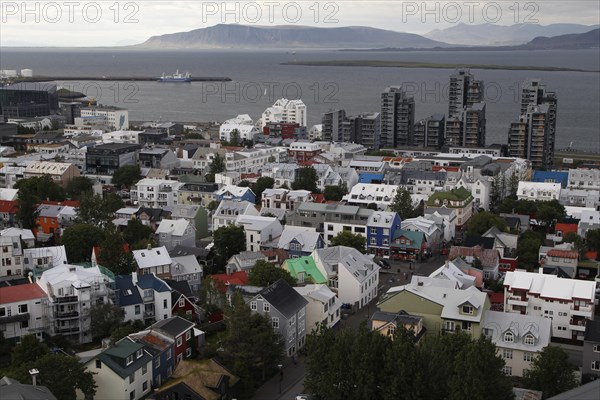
[{"x1": 1, "y1": 48, "x2": 599, "y2": 151}]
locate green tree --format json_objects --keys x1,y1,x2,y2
[
  {"x1": 508, "y1": 173, "x2": 519, "y2": 199},
  {"x1": 536, "y1": 200, "x2": 566, "y2": 232},
  {"x1": 11, "y1": 334, "x2": 50, "y2": 366},
  {"x1": 248, "y1": 260, "x2": 296, "y2": 287},
  {"x1": 323, "y1": 184, "x2": 347, "y2": 201},
  {"x1": 103, "y1": 192, "x2": 125, "y2": 214},
  {"x1": 213, "y1": 225, "x2": 246, "y2": 267},
  {"x1": 110, "y1": 320, "x2": 146, "y2": 344},
  {"x1": 206, "y1": 200, "x2": 219, "y2": 212},
  {"x1": 61, "y1": 223, "x2": 105, "y2": 262},
  {"x1": 15, "y1": 176, "x2": 65, "y2": 228},
  {"x1": 122, "y1": 219, "x2": 153, "y2": 245},
  {"x1": 523, "y1": 346, "x2": 577, "y2": 399},
  {"x1": 389, "y1": 188, "x2": 418, "y2": 219},
  {"x1": 466, "y1": 211, "x2": 508, "y2": 237},
  {"x1": 585, "y1": 229, "x2": 600, "y2": 259},
  {"x1": 562, "y1": 232, "x2": 587, "y2": 258},
  {"x1": 220, "y1": 293, "x2": 284, "y2": 399},
  {"x1": 517, "y1": 230, "x2": 545, "y2": 271},
  {"x1": 252, "y1": 177, "x2": 275, "y2": 203},
  {"x1": 489, "y1": 174, "x2": 505, "y2": 212},
  {"x1": 111, "y1": 165, "x2": 141, "y2": 189},
  {"x1": 330, "y1": 231, "x2": 366, "y2": 254},
  {"x1": 209, "y1": 153, "x2": 226, "y2": 176},
  {"x1": 75, "y1": 192, "x2": 123, "y2": 228},
  {"x1": 97, "y1": 223, "x2": 135, "y2": 274},
  {"x1": 89, "y1": 303, "x2": 125, "y2": 340},
  {"x1": 292, "y1": 166, "x2": 319, "y2": 193},
  {"x1": 238, "y1": 180, "x2": 251, "y2": 187},
  {"x1": 230, "y1": 129, "x2": 241, "y2": 146},
  {"x1": 65, "y1": 176, "x2": 94, "y2": 200}
]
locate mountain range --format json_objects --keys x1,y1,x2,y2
[{"x1": 425, "y1": 23, "x2": 600, "y2": 46}]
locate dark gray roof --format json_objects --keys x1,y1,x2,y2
[
  {"x1": 464, "y1": 237, "x2": 495, "y2": 249},
  {"x1": 171, "y1": 245, "x2": 211, "y2": 258},
  {"x1": 546, "y1": 379, "x2": 600, "y2": 400},
  {"x1": 257, "y1": 279, "x2": 308, "y2": 319},
  {"x1": 115, "y1": 275, "x2": 143, "y2": 306},
  {"x1": 97, "y1": 341, "x2": 152, "y2": 379},
  {"x1": 151, "y1": 316, "x2": 195, "y2": 339},
  {"x1": 165, "y1": 279, "x2": 194, "y2": 300},
  {"x1": 0, "y1": 376, "x2": 57, "y2": 400},
  {"x1": 584, "y1": 319, "x2": 600, "y2": 343},
  {"x1": 371, "y1": 310, "x2": 422, "y2": 325},
  {"x1": 137, "y1": 274, "x2": 171, "y2": 293}
]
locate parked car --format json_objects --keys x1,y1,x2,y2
[
  {"x1": 374, "y1": 257, "x2": 391, "y2": 269},
  {"x1": 440, "y1": 248, "x2": 449, "y2": 255}
]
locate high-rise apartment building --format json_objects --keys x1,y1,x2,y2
[
  {"x1": 342, "y1": 112, "x2": 381, "y2": 150},
  {"x1": 381, "y1": 86, "x2": 415, "y2": 147},
  {"x1": 413, "y1": 114, "x2": 445, "y2": 148},
  {"x1": 321, "y1": 109, "x2": 346, "y2": 142},
  {"x1": 445, "y1": 70, "x2": 486, "y2": 147}
]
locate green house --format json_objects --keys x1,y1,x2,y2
[{"x1": 283, "y1": 256, "x2": 327, "y2": 285}]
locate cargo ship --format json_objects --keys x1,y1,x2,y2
[{"x1": 157, "y1": 70, "x2": 192, "y2": 82}]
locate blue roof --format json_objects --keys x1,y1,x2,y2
[
  {"x1": 137, "y1": 274, "x2": 171, "y2": 293},
  {"x1": 531, "y1": 171, "x2": 569, "y2": 188},
  {"x1": 359, "y1": 173, "x2": 385, "y2": 183},
  {"x1": 115, "y1": 275, "x2": 143, "y2": 307}
]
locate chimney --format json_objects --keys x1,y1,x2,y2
[
  {"x1": 445, "y1": 260, "x2": 449, "y2": 269},
  {"x1": 29, "y1": 369, "x2": 39, "y2": 386},
  {"x1": 147, "y1": 243, "x2": 152, "y2": 250},
  {"x1": 132, "y1": 271, "x2": 138, "y2": 285}
]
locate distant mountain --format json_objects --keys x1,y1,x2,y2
[
  {"x1": 138, "y1": 24, "x2": 447, "y2": 49},
  {"x1": 523, "y1": 28, "x2": 600, "y2": 49},
  {"x1": 425, "y1": 23, "x2": 600, "y2": 46}
]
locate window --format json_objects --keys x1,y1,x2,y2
[
  {"x1": 462, "y1": 305, "x2": 473, "y2": 315},
  {"x1": 272, "y1": 317, "x2": 279, "y2": 328},
  {"x1": 250, "y1": 301, "x2": 257, "y2": 310},
  {"x1": 523, "y1": 352, "x2": 533, "y2": 362},
  {"x1": 0, "y1": 308, "x2": 4, "y2": 317},
  {"x1": 503, "y1": 349, "x2": 513, "y2": 359},
  {"x1": 177, "y1": 336, "x2": 183, "y2": 347},
  {"x1": 186, "y1": 347, "x2": 192, "y2": 357},
  {"x1": 18, "y1": 304, "x2": 28, "y2": 314},
  {"x1": 130, "y1": 390, "x2": 135, "y2": 400},
  {"x1": 135, "y1": 305, "x2": 141, "y2": 315},
  {"x1": 594, "y1": 344, "x2": 600, "y2": 352},
  {"x1": 263, "y1": 303, "x2": 270, "y2": 312},
  {"x1": 167, "y1": 349, "x2": 172, "y2": 360},
  {"x1": 143, "y1": 381, "x2": 148, "y2": 391},
  {"x1": 370, "y1": 227, "x2": 377, "y2": 234},
  {"x1": 370, "y1": 237, "x2": 377, "y2": 245},
  {"x1": 126, "y1": 355, "x2": 133, "y2": 365},
  {"x1": 155, "y1": 358, "x2": 160, "y2": 368},
  {"x1": 179, "y1": 298, "x2": 185, "y2": 307},
  {"x1": 186, "y1": 330, "x2": 191, "y2": 340},
  {"x1": 129, "y1": 373, "x2": 135, "y2": 384},
  {"x1": 592, "y1": 361, "x2": 600, "y2": 371},
  {"x1": 387, "y1": 326, "x2": 396, "y2": 336},
  {"x1": 524, "y1": 334, "x2": 535, "y2": 345},
  {"x1": 137, "y1": 349, "x2": 143, "y2": 359},
  {"x1": 504, "y1": 332, "x2": 514, "y2": 343},
  {"x1": 502, "y1": 366, "x2": 512, "y2": 376},
  {"x1": 163, "y1": 299, "x2": 168, "y2": 308},
  {"x1": 96, "y1": 360, "x2": 101, "y2": 369}
]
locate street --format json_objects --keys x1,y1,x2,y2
[{"x1": 251, "y1": 255, "x2": 449, "y2": 400}]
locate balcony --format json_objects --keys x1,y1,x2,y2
[
  {"x1": 143, "y1": 294, "x2": 155, "y2": 302},
  {"x1": 571, "y1": 304, "x2": 593, "y2": 317},
  {"x1": 143, "y1": 310, "x2": 155, "y2": 318},
  {"x1": 55, "y1": 326, "x2": 80, "y2": 334},
  {"x1": 56, "y1": 311, "x2": 79, "y2": 319},
  {"x1": 507, "y1": 296, "x2": 529, "y2": 307},
  {"x1": 0, "y1": 313, "x2": 29, "y2": 324},
  {"x1": 569, "y1": 318, "x2": 587, "y2": 332},
  {"x1": 55, "y1": 296, "x2": 79, "y2": 304}
]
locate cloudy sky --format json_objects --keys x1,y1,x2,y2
[{"x1": 1, "y1": 0, "x2": 599, "y2": 46}]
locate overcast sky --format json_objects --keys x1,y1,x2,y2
[{"x1": 1, "y1": 0, "x2": 599, "y2": 47}]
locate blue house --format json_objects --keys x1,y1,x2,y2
[
  {"x1": 215, "y1": 185, "x2": 256, "y2": 203},
  {"x1": 366, "y1": 211, "x2": 402, "y2": 258},
  {"x1": 532, "y1": 170, "x2": 569, "y2": 188}
]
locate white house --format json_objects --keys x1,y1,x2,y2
[
  {"x1": 423, "y1": 208, "x2": 457, "y2": 242},
  {"x1": 219, "y1": 114, "x2": 259, "y2": 142},
  {"x1": 212, "y1": 200, "x2": 259, "y2": 231},
  {"x1": 428, "y1": 260, "x2": 476, "y2": 289},
  {"x1": 401, "y1": 216, "x2": 444, "y2": 251},
  {"x1": 517, "y1": 181, "x2": 561, "y2": 202},
  {"x1": 0, "y1": 283, "x2": 48, "y2": 343},
  {"x1": 81, "y1": 106, "x2": 129, "y2": 130},
  {"x1": 101, "y1": 130, "x2": 143, "y2": 144},
  {"x1": 0, "y1": 235, "x2": 24, "y2": 278},
  {"x1": 261, "y1": 98, "x2": 307, "y2": 128},
  {"x1": 294, "y1": 284, "x2": 341, "y2": 329},
  {"x1": 130, "y1": 179, "x2": 185, "y2": 208},
  {"x1": 503, "y1": 270, "x2": 596, "y2": 341},
  {"x1": 312, "y1": 246, "x2": 380, "y2": 310},
  {"x1": 133, "y1": 246, "x2": 173, "y2": 280},
  {"x1": 343, "y1": 183, "x2": 398, "y2": 210},
  {"x1": 155, "y1": 219, "x2": 196, "y2": 251},
  {"x1": 235, "y1": 215, "x2": 283, "y2": 252}
]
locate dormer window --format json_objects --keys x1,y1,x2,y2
[
  {"x1": 462, "y1": 305, "x2": 473, "y2": 315},
  {"x1": 136, "y1": 349, "x2": 143, "y2": 359},
  {"x1": 504, "y1": 332, "x2": 514, "y2": 343},
  {"x1": 126, "y1": 355, "x2": 133, "y2": 365},
  {"x1": 524, "y1": 334, "x2": 535, "y2": 345}
]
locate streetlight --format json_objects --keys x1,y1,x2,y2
[{"x1": 278, "y1": 364, "x2": 283, "y2": 394}]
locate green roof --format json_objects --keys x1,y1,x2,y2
[
  {"x1": 104, "y1": 341, "x2": 143, "y2": 359},
  {"x1": 284, "y1": 256, "x2": 326, "y2": 284},
  {"x1": 427, "y1": 187, "x2": 473, "y2": 207},
  {"x1": 391, "y1": 229, "x2": 425, "y2": 249}
]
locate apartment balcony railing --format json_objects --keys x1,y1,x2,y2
[{"x1": 55, "y1": 296, "x2": 79, "y2": 304}]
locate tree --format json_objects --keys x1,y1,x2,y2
[
  {"x1": 238, "y1": 180, "x2": 251, "y2": 187},
  {"x1": 15, "y1": 176, "x2": 65, "y2": 228},
  {"x1": 323, "y1": 184, "x2": 347, "y2": 201},
  {"x1": 585, "y1": 229, "x2": 600, "y2": 259},
  {"x1": 89, "y1": 303, "x2": 125, "y2": 340},
  {"x1": 230, "y1": 129, "x2": 241, "y2": 146},
  {"x1": 213, "y1": 225, "x2": 246, "y2": 267},
  {"x1": 489, "y1": 174, "x2": 505, "y2": 212},
  {"x1": 206, "y1": 200, "x2": 219, "y2": 212},
  {"x1": 252, "y1": 177, "x2": 275, "y2": 203},
  {"x1": 389, "y1": 188, "x2": 418, "y2": 219},
  {"x1": 517, "y1": 230, "x2": 545, "y2": 271},
  {"x1": 11, "y1": 334, "x2": 50, "y2": 366},
  {"x1": 330, "y1": 231, "x2": 366, "y2": 254},
  {"x1": 209, "y1": 153, "x2": 226, "y2": 176},
  {"x1": 292, "y1": 166, "x2": 319, "y2": 193},
  {"x1": 65, "y1": 176, "x2": 94, "y2": 200},
  {"x1": 248, "y1": 260, "x2": 296, "y2": 287},
  {"x1": 97, "y1": 223, "x2": 135, "y2": 274},
  {"x1": 110, "y1": 320, "x2": 146, "y2": 344},
  {"x1": 76, "y1": 192, "x2": 123, "y2": 228},
  {"x1": 111, "y1": 165, "x2": 141, "y2": 189},
  {"x1": 220, "y1": 293, "x2": 284, "y2": 399},
  {"x1": 523, "y1": 346, "x2": 577, "y2": 399},
  {"x1": 508, "y1": 173, "x2": 519, "y2": 199},
  {"x1": 122, "y1": 218, "x2": 153, "y2": 245},
  {"x1": 536, "y1": 200, "x2": 566, "y2": 232},
  {"x1": 61, "y1": 223, "x2": 105, "y2": 262},
  {"x1": 562, "y1": 232, "x2": 587, "y2": 258},
  {"x1": 103, "y1": 192, "x2": 125, "y2": 214},
  {"x1": 466, "y1": 211, "x2": 507, "y2": 237}
]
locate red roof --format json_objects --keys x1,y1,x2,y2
[
  {"x1": 0, "y1": 200, "x2": 18, "y2": 213},
  {"x1": 93, "y1": 244, "x2": 130, "y2": 259},
  {"x1": 210, "y1": 271, "x2": 249, "y2": 293},
  {"x1": 488, "y1": 292, "x2": 504, "y2": 304},
  {"x1": 0, "y1": 283, "x2": 47, "y2": 304},
  {"x1": 312, "y1": 193, "x2": 326, "y2": 204},
  {"x1": 547, "y1": 249, "x2": 578, "y2": 259},
  {"x1": 555, "y1": 223, "x2": 578, "y2": 236},
  {"x1": 432, "y1": 166, "x2": 460, "y2": 172}
]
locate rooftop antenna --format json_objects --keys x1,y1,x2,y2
[{"x1": 29, "y1": 368, "x2": 39, "y2": 386}]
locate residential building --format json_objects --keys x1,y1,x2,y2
[
  {"x1": 248, "y1": 279, "x2": 308, "y2": 357},
  {"x1": 102, "y1": 130, "x2": 142, "y2": 144},
  {"x1": 343, "y1": 183, "x2": 399, "y2": 210},
  {"x1": 322, "y1": 109, "x2": 346, "y2": 142},
  {"x1": 448, "y1": 69, "x2": 484, "y2": 117},
  {"x1": 0, "y1": 201, "x2": 18, "y2": 228},
  {"x1": 168, "y1": 280, "x2": 200, "y2": 321},
  {"x1": 212, "y1": 200, "x2": 258, "y2": 231},
  {"x1": 133, "y1": 246, "x2": 172, "y2": 280},
  {"x1": 0, "y1": 376, "x2": 57, "y2": 400},
  {"x1": 343, "y1": 112, "x2": 382, "y2": 150},
  {"x1": 85, "y1": 143, "x2": 140, "y2": 175},
  {"x1": 261, "y1": 98, "x2": 307, "y2": 128},
  {"x1": 36, "y1": 264, "x2": 115, "y2": 343},
  {"x1": 0, "y1": 234, "x2": 24, "y2": 277},
  {"x1": 149, "y1": 316, "x2": 196, "y2": 364},
  {"x1": 401, "y1": 216, "x2": 443, "y2": 254},
  {"x1": 426, "y1": 187, "x2": 474, "y2": 229},
  {"x1": 225, "y1": 147, "x2": 287, "y2": 175},
  {"x1": 449, "y1": 245, "x2": 500, "y2": 281},
  {"x1": 428, "y1": 260, "x2": 477, "y2": 289},
  {"x1": 263, "y1": 122, "x2": 306, "y2": 140},
  {"x1": 219, "y1": 114, "x2": 259, "y2": 142},
  {"x1": 23, "y1": 161, "x2": 80, "y2": 186},
  {"x1": 445, "y1": 102, "x2": 486, "y2": 148},
  {"x1": 235, "y1": 215, "x2": 283, "y2": 252},
  {"x1": 115, "y1": 275, "x2": 145, "y2": 323},
  {"x1": 583, "y1": 319, "x2": 600, "y2": 379},
  {"x1": 517, "y1": 181, "x2": 561, "y2": 201},
  {"x1": 176, "y1": 182, "x2": 218, "y2": 208},
  {"x1": 370, "y1": 310, "x2": 425, "y2": 339},
  {"x1": 0, "y1": 283, "x2": 48, "y2": 343},
  {"x1": 283, "y1": 256, "x2": 327, "y2": 286},
  {"x1": 275, "y1": 226, "x2": 324, "y2": 258},
  {"x1": 294, "y1": 284, "x2": 341, "y2": 329},
  {"x1": 133, "y1": 272, "x2": 173, "y2": 324},
  {"x1": 377, "y1": 283, "x2": 490, "y2": 338},
  {"x1": 413, "y1": 114, "x2": 445, "y2": 148},
  {"x1": 380, "y1": 86, "x2": 415, "y2": 147},
  {"x1": 84, "y1": 340, "x2": 153, "y2": 400},
  {"x1": 130, "y1": 179, "x2": 185, "y2": 208},
  {"x1": 80, "y1": 106, "x2": 129, "y2": 130},
  {"x1": 215, "y1": 185, "x2": 256, "y2": 203},
  {"x1": 23, "y1": 245, "x2": 68, "y2": 273},
  {"x1": 567, "y1": 168, "x2": 600, "y2": 191},
  {"x1": 424, "y1": 208, "x2": 457, "y2": 242},
  {"x1": 391, "y1": 229, "x2": 427, "y2": 261},
  {"x1": 288, "y1": 141, "x2": 322, "y2": 162},
  {"x1": 138, "y1": 149, "x2": 178, "y2": 170},
  {"x1": 313, "y1": 246, "x2": 380, "y2": 310},
  {"x1": 539, "y1": 243, "x2": 579, "y2": 278},
  {"x1": 156, "y1": 219, "x2": 195, "y2": 251},
  {"x1": 503, "y1": 270, "x2": 596, "y2": 341},
  {"x1": 170, "y1": 255, "x2": 203, "y2": 293},
  {"x1": 366, "y1": 211, "x2": 402, "y2": 258},
  {"x1": 482, "y1": 310, "x2": 552, "y2": 377}
]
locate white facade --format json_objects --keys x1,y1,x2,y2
[
  {"x1": 219, "y1": 114, "x2": 259, "y2": 142},
  {"x1": 0, "y1": 235, "x2": 24, "y2": 277},
  {"x1": 235, "y1": 215, "x2": 283, "y2": 252},
  {"x1": 225, "y1": 147, "x2": 287, "y2": 174},
  {"x1": 261, "y1": 98, "x2": 307, "y2": 128},
  {"x1": 0, "y1": 283, "x2": 48, "y2": 342},
  {"x1": 212, "y1": 200, "x2": 259, "y2": 231},
  {"x1": 294, "y1": 284, "x2": 341, "y2": 329},
  {"x1": 343, "y1": 183, "x2": 398, "y2": 210},
  {"x1": 503, "y1": 271, "x2": 596, "y2": 341},
  {"x1": 102, "y1": 130, "x2": 142, "y2": 144},
  {"x1": 517, "y1": 181, "x2": 561, "y2": 201},
  {"x1": 130, "y1": 179, "x2": 185, "y2": 208},
  {"x1": 568, "y1": 168, "x2": 600, "y2": 191},
  {"x1": 81, "y1": 107, "x2": 129, "y2": 130}
]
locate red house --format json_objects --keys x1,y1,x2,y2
[
  {"x1": 210, "y1": 271, "x2": 249, "y2": 294},
  {"x1": 0, "y1": 200, "x2": 18, "y2": 228},
  {"x1": 152, "y1": 316, "x2": 196, "y2": 363}
]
